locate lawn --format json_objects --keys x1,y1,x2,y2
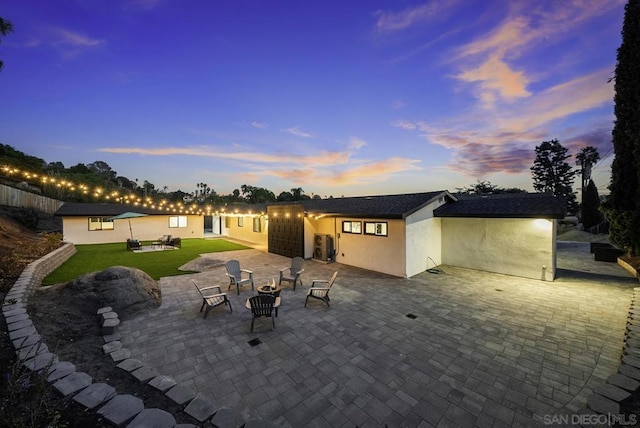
[{"x1": 43, "y1": 238, "x2": 250, "y2": 285}]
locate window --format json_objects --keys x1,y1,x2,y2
[
  {"x1": 88, "y1": 217, "x2": 114, "y2": 231},
  {"x1": 364, "y1": 221, "x2": 388, "y2": 236},
  {"x1": 169, "y1": 215, "x2": 187, "y2": 228},
  {"x1": 238, "y1": 217, "x2": 244, "y2": 227},
  {"x1": 224, "y1": 216, "x2": 230, "y2": 228},
  {"x1": 342, "y1": 220, "x2": 361, "y2": 234},
  {"x1": 253, "y1": 217, "x2": 262, "y2": 232}
]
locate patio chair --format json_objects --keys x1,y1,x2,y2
[
  {"x1": 247, "y1": 294, "x2": 277, "y2": 332},
  {"x1": 225, "y1": 260, "x2": 254, "y2": 295},
  {"x1": 279, "y1": 257, "x2": 305, "y2": 290},
  {"x1": 192, "y1": 280, "x2": 232, "y2": 318},
  {"x1": 305, "y1": 271, "x2": 338, "y2": 308},
  {"x1": 126, "y1": 239, "x2": 142, "y2": 251},
  {"x1": 168, "y1": 236, "x2": 181, "y2": 248}
]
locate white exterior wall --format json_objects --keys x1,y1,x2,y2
[
  {"x1": 220, "y1": 214, "x2": 267, "y2": 246},
  {"x1": 306, "y1": 216, "x2": 407, "y2": 277},
  {"x1": 441, "y1": 218, "x2": 556, "y2": 280},
  {"x1": 405, "y1": 199, "x2": 446, "y2": 278},
  {"x1": 62, "y1": 215, "x2": 204, "y2": 244}
]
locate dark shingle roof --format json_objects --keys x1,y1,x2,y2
[
  {"x1": 433, "y1": 193, "x2": 567, "y2": 219},
  {"x1": 55, "y1": 203, "x2": 164, "y2": 217},
  {"x1": 55, "y1": 191, "x2": 566, "y2": 220},
  {"x1": 294, "y1": 191, "x2": 453, "y2": 219}
]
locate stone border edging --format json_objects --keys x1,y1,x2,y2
[
  {"x1": 586, "y1": 286, "x2": 640, "y2": 416},
  {"x1": 1, "y1": 242, "x2": 276, "y2": 427}
]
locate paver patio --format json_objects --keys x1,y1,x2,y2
[{"x1": 118, "y1": 241, "x2": 638, "y2": 427}]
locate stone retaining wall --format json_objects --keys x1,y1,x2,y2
[
  {"x1": 1, "y1": 242, "x2": 274, "y2": 427},
  {"x1": 0, "y1": 242, "x2": 187, "y2": 427}
]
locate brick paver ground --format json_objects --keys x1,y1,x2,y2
[{"x1": 119, "y1": 241, "x2": 638, "y2": 427}]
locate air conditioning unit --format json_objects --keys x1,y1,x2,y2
[{"x1": 314, "y1": 234, "x2": 334, "y2": 261}]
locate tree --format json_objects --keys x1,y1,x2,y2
[
  {"x1": 0, "y1": 143, "x2": 45, "y2": 171},
  {"x1": 530, "y1": 139, "x2": 578, "y2": 214},
  {"x1": 575, "y1": 145, "x2": 600, "y2": 196},
  {"x1": 277, "y1": 191, "x2": 294, "y2": 201},
  {"x1": 604, "y1": 0, "x2": 640, "y2": 255},
  {"x1": 456, "y1": 180, "x2": 527, "y2": 195},
  {"x1": 240, "y1": 184, "x2": 276, "y2": 204},
  {"x1": 581, "y1": 179, "x2": 604, "y2": 230},
  {"x1": 87, "y1": 161, "x2": 117, "y2": 183},
  {"x1": 0, "y1": 17, "x2": 14, "y2": 71}
]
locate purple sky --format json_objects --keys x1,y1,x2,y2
[{"x1": 0, "y1": 0, "x2": 624, "y2": 198}]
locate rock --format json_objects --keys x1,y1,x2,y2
[{"x1": 65, "y1": 266, "x2": 161, "y2": 318}]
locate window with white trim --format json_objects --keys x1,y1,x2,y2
[
  {"x1": 88, "y1": 217, "x2": 114, "y2": 231},
  {"x1": 253, "y1": 217, "x2": 262, "y2": 232},
  {"x1": 169, "y1": 215, "x2": 188, "y2": 228},
  {"x1": 342, "y1": 220, "x2": 361, "y2": 234},
  {"x1": 238, "y1": 217, "x2": 244, "y2": 227},
  {"x1": 364, "y1": 221, "x2": 387, "y2": 236}
]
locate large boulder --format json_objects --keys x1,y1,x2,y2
[{"x1": 66, "y1": 266, "x2": 161, "y2": 319}]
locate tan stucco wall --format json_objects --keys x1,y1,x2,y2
[
  {"x1": 221, "y1": 214, "x2": 267, "y2": 246},
  {"x1": 305, "y1": 217, "x2": 407, "y2": 277},
  {"x1": 62, "y1": 215, "x2": 204, "y2": 244},
  {"x1": 441, "y1": 218, "x2": 556, "y2": 280}
]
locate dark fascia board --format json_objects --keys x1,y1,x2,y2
[{"x1": 434, "y1": 213, "x2": 565, "y2": 219}]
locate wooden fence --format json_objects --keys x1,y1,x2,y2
[{"x1": 0, "y1": 184, "x2": 64, "y2": 214}]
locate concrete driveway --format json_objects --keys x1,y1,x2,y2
[{"x1": 119, "y1": 241, "x2": 638, "y2": 427}]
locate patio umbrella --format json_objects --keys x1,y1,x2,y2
[{"x1": 107, "y1": 212, "x2": 148, "y2": 240}]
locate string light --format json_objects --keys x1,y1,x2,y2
[{"x1": 0, "y1": 162, "x2": 271, "y2": 217}]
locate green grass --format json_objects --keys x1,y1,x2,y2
[{"x1": 43, "y1": 238, "x2": 250, "y2": 285}]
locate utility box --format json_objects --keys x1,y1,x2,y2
[{"x1": 313, "y1": 234, "x2": 334, "y2": 261}]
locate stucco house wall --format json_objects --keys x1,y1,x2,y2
[
  {"x1": 405, "y1": 199, "x2": 446, "y2": 278},
  {"x1": 441, "y1": 218, "x2": 556, "y2": 280},
  {"x1": 405, "y1": 217, "x2": 442, "y2": 278},
  {"x1": 61, "y1": 214, "x2": 204, "y2": 245},
  {"x1": 303, "y1": 217, "x2": 406, "y2": 277},
  {"x1": 220, "y1": 214, "x2": 267, "y2": 247}
]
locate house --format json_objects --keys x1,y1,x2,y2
[
  {"x1": 55, "y1": 191, "x2": 566, "y2": 281},
  {"x1": 54, "y1": 203, "x2": 205, "y2": 245}
]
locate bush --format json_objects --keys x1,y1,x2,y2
[
  {"x1": 0, "y1": 351, "x2": 67, "y2": 428},
  {"x1": 0, "y1": 232, "x2": 63, "y2": 280}
]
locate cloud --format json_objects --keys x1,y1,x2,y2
[
  {"x1": 448, "y1": 144, "x2": 533, "y2": 176},
  {"x1": 451, "y1": 1, "x2": 623, "y2": 108},
  {"x1": 374, "y1": 1, "x2": 459, "y2": 32},
  {"x1": 564, "y1": 128, "x2": 613, "y2": 157},
  {"x1": 284, "y1": 126, "x2": 314, "y2": 138},
  {"x1": 47, "y1": 27, "x2": 105, "y2": 58},
  {"x1": 100, "y1": 146, "x2": 350, "y2": 166},
  {"x1": 495, "y1": 68, "x2": 614, "y2": 132},
  {"x1": 391, "y1": 120, "x2": 417, "y2": 130},
  {"x1": 394, "y1": 67, "x2": 614, "y2": 178},
  {"x1": 456, "y1": 53, "x2": 531, "y2": 107},
  {"x1": 262, "y1": 157, "x2": 421, "y2": 187},
  {"x1": 348, "y1": 137, "x2": 367, "y2": 150},
  {"x1": 52, "y1": 28, "x2": 104, "y2": 47},
  {"x1": 251, "y1": 121, "x2": 268, "y2": 129},
  {"x1": 100, "y1": 139, "x2": 422, "y2": 188}
]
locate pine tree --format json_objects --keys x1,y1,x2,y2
[
  {"x1": 605, "y1": 0, "x2": 640, "y2": 255},
  {"x1": 530, "y1": 139, "x2": 578, "y2": 214},
  {"x1": 581, "y1": 180, "x2": 603, "y2": 230}
]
